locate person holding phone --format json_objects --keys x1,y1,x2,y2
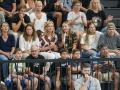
[{"x1": 74, "y1": 63, "x2": 101, "y2": 90}]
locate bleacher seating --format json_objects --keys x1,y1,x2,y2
[
  {"x1": 104, "y1": 8, "x2": 120, "y2": 18},
  {"x1": 102, "y1": 0, "x2": 120, "y2": 33},
  {"x1": 113, "y1": 18, "x2": 120, "y2": 28},
  {"x1": 116, "y1": 28, "x2": 120, "y2": 34},
  {"x1": 101, "y1": 0, "x2": 119, "y2": 8}
]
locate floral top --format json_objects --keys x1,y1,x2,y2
[
  {"x1": 39, "y1": 34, "x2": 58, "y2": 52},
  {"x1": 57, "y1": 31, "x2": 77, "y2": 53}
]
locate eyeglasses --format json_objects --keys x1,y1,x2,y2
[
  {"x1": 74, "y1": 4, "x2": 81, "y2": 6},
  {"x1": 31, "y1": 50, "x2": 38, "y2": 52}
]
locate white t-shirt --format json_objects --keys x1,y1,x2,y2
[
  {"x1": 67, "y1": 11, "x2": 87, "y2": 32},
  {"x1": 80, "y1": 31, "x2": 102, "y2": 50},
  {"x1": 30, "y1": 12, "x2": 47, "y2": 32},
  {"x1": 19, "y1": 34, "x2": 40, "y2": 51}
]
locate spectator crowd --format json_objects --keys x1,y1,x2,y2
[{"x1": 0, "y1": 0, "x2": 120, "y2": 90}]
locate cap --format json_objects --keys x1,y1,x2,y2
[{"x1": 107, "y1": 22, "x2": 116, "y2": 29}]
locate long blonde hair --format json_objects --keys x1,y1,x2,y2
[
  {"x1": 89, "y1": 0, "x2": 103, "y2": 11},
  {"x1": 44, "y1": 20, "x2": 55, "y2": 38},
  {"x1": 61, "y1": 21, "x2": 71, "y2": 36}
]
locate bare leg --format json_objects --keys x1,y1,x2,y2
[
  {"x1": 112, "y1": 72, "x2": 119, "y2": 90},
  {"x1": 45, "y1": 76, "x2": 51, "y2": 90},
  {"x1": 54, "y1": 12, "x2": 62, "y2": 28},
  {"x1": 56, "y1": 80, "x2": 61, "y2": 90},
  {"x1": 56, "y1": 67, "x2": 61, "y2": 90},
  {"x1": 25, "y1": 79, "x2": 31, "y2": 90},
  {"x1": 32, "y1": 77, "x2": 38, "y2": 90},
  {"x1": 13, "y1": 78, "x2": 22, "y2": 90},
  {"x1": 67, "y1": 65, "x2": 74, "y2": 90}
]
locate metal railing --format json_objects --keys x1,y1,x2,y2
[{"x1": 0, "y1": 58, "x2": 120, "y2": 90}]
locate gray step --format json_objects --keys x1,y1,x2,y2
[
  {"x1": 105, "y1": 8, "x2": 120, "y2": 18},
  {"x1": 101, "y1": 0, "x2": 119, "y2": 8},
  {"x1": 113, "y1": 18, "x2": 120, "y2": 28}
]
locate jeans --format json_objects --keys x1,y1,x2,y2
[
  {"x1": 81, "y1": 49, "x2": 98, "y2": 58},
  {"x1": 0, "y1": 55, "x2": 9, "y2": 80},
  {"x1": 0, "y1": 13, "x2": 5, "y2": 24}
]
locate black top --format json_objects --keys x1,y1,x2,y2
[
  {"x1": 57, "y1": 32, "x2": 77, "y2": 53},
  {"x1": 71, "y1": 62, "x2": 81, "y2": 74},
  {"x1": 0, "y1": 34, "x2": 15, "y2": 52},
  {"x1": 26, "y1": 54, "x2": 45, "y2": 74},
  {"x1": 81, "y1": 0, "x2": 91, "y2": 8},
  {"x1": 42, "y1": 0, "x2": 56, "y2": 12},
  {"x1": 12, "y1": 13, "x2": 31, "y2": 32},
  {"x1": 48, "y1": 59, "x2": 69, "y2": 78},
  {"x1": 86, "y1": 9, "x2": 106, "y2": 31},
  {"x1": 0, "y1": 0, "x2": 16, "y2": 12}
]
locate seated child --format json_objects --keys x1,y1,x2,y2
[{"x1": 5, "y1": 48, "x2": 33, "y2": 90}]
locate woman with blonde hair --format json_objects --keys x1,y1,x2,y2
[
  {"x1": 89, "y1": 0, "x2": 102, "y2": 11},
  {"x1": 43, "y1": 21, "x2": 56, "y2": 40},
  {"x1": 86, "y1": 0, "x2": 113, "y2": 31},
  {"x1": 57, "y1": 21, "x2": 78, "y2": 53},
  {"x1": 39, "y1": 20, "x2": 61, "y2": 59}
]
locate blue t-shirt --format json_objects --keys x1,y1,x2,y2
[
  {"x1": 0, "y1": 34, "x2": 15, "y2": 52},
  {"x1": 0, "y1": 0, "x2": 16, "y2": 12}
]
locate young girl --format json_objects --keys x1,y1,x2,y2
[{"x1": 57, "y1": 21, "x2": 78, "y2": 53}]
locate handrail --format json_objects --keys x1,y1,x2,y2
[{"x1": 0, "y1": 58, "x2": 120, "y2": 63}]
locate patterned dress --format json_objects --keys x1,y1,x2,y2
[{"x1": 57, "y1": 31, "x2": 77, "y2": 53}]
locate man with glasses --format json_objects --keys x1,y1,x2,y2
[{"x1": 26, "y1": 45, "x2": 51, "y2": 90}]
